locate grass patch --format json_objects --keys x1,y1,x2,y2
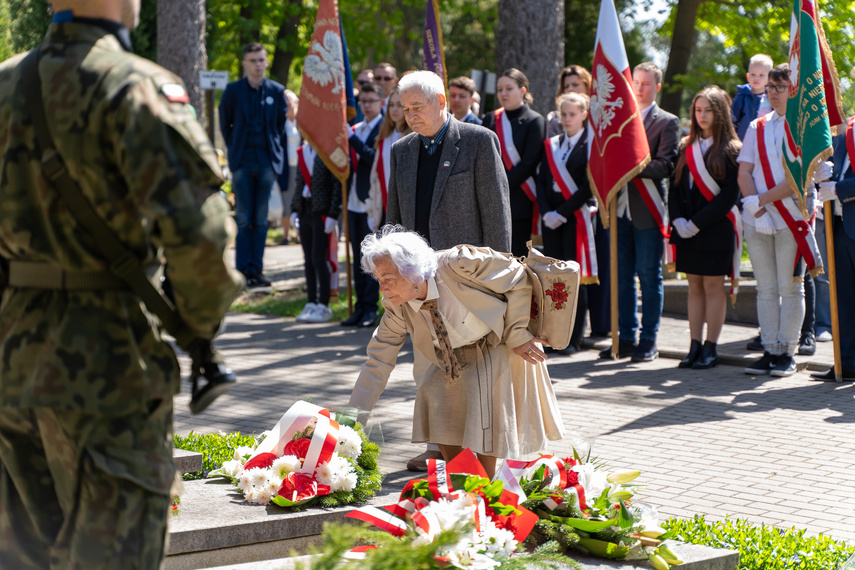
[
  {"x1": 663, "y1": 515, "x2": 853, "y2": 570},
  {"x1": 231, "y1": 288, "x2": 382, "y2": 322},
  {"x1": 174, "y1": 431, "x2": 257, "y2": 480}
]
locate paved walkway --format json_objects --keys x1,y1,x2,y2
[{"x1": 178, "y1": 244, "x2": 854, "y2": 544}]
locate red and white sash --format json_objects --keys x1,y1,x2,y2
[
  {"x1": 630, "y1": 177, "x2": 669, "y2": 238},
  {"x1": 755, "y1": 115, "x2": 823, "y2": 277},
  {"x1": 544, "y1": 135, "x2": 598, "y2": 283},
  {"x1": 686, "y1": 140, "x2": 743, "y2": 295},
  {"x1": 375, "y1": 130, "x2": 402, "y2": 214},
  {"x1": 495, "y1": 108, "x2": 540, "y2": 235},
  {"x1": 297, "y1": 145, "x2": 316, "y2": 195},
  {"x1": 845, "y1": 116, "x2": 855, "y2": 179}
]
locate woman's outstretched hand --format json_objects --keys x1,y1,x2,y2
[{"x1": 512, "y1": 337, "x2": 547, "y2": 364}]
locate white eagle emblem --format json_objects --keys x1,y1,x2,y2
[
  {"x1": 590, "y1": 64, "x2": 624, "y2": 137},
  {"x1": 304, "y1": 30, "x2": 345, "y2": 93}
]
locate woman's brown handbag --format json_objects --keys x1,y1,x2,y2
[{"x1": 523, "y1": 241, "x2": 580, "y2": 350}]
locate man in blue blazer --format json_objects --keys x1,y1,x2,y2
[
  {"x1": 813, "y1": 130, "x2": 855, "y2": 380},
  {"x1": 219, "y1": 42, "x2": 288, "y2": 291},
  {"x1": 448, "y1": 76, "x2": 482, "y2": 125}
]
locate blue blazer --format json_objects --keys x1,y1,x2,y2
[
  {"x1": 461, "y1": 111, "x2": 483, "y2": 126},
  {"x1": 219, "y1": 77, "x2": 288, "y2": 177},
  {"x1": 830, "y1": 132, "x2": 855, "y2": 239}
]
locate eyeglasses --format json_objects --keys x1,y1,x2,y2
[
  {"x1": 375, "y1": 76, "x2": 395, "y2": 81},
  {"x1": 765, "y1": 84, "x2": 788, "y2": 94},
  {"x1": 357, "y1": 80, "x2": 369, "y2": 86},
  {"x1": 360, "y1": 99, "x2": 382, "y2": 105},
  {"x1": 244, "y1": 58, "x2": 267, "y2": 64}
]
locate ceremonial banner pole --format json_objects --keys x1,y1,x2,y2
[
  {"x1": 824, "y1": 207, "x2": 842, "y2": 381},
  {"x1": 297, "y1": 0, "x2": 353, "y2": 312},
  {"x1": 609, "y1": 200, "x2": 618, "y2": 358},
  {"x1": 339, "y1": 13, "x2": 356, "y2": 315},
  {"x1": 422, "y1": 0, "x2": 448, "y2": 90},
  {"x1": 586, "y1": 0, "x2": 650, "y2": 359},
  {"x1": 783, "y1": 0, "x2": 845, "y2": 378}
]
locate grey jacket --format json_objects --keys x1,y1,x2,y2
[{"x1": 385, "y1": 117, "x2": 512, "y2": 252}]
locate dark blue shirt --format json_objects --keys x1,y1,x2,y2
[
  {"x1": 419, "y1": 114, "x2": 451, "y2": 156},
  {"x1": 241, "y1": 83, "x2": 267, "y2": 168}
]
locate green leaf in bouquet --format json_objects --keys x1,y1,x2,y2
[
  {"x1": 618, "y1": 501, "x2": 633, "y2": 529},
  {"x1": 272, "y1": 494, "x2": 316, "y2": 509},
  {"x1": 536, "y1": 509, "x2": 618, "y2": 532},
  {"x1": 609, "y1": 490, "x2": 632, "y2": 503},
  {"x1": 482, "y1": 479, "x2": 504, "y2": 500},
  {"x1": 461, "y1": 474, "x2": 490, "y2": 493},
  {"x1": 593, "y1": 488, "x2": 612, "y2": 512},
  {"x1": 578, "y1": 537, "x2": 629, "y2": 559}
]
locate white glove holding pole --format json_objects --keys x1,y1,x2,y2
[
  {"x1": 754, "y1": 212, "x2": 776, "y2": 235},
  {"x1": 818, "y1": 181, "x2": 838, "y2": 202},
  {"x1": 290, "y1": 211, "x2": 299, "y2": 230},
  {"x1": 742, "y1": 195, "x2": 761, "y2": 217},
  {"x1": 324, "y1": 217, "x2": 337, "y2": 234},
  {"x1": 812, "y1": 160, "x2": 834, "y2": 184}
]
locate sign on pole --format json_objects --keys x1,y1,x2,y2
[{"x1": 199, "y1": 70, "x2": 230, "y2": 91}]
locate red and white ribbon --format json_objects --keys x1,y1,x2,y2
[
  {"x1": 297, "y1": 145, "x2": 316, "y2": 196},
  {"x1": 495, "y1": 108, "x2": 540, "y2": 235},
  {"x1": 374, "y1": 130, "x2": 402, "y2": 214},
  {"x1": 686, "y1": 140, "x2": 743, "y2": 295},
  {"x1": 631, "y1": 177, "x2": 670, "y2": 238}
]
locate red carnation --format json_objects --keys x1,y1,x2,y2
[
  {"x1": 566, "y1": 470, "x2": 579, "y2": 486},
  {"x1": 283, "y1": 438, "x2": 311, "y2": 460},
  {"x1": 278, "y1": 472, "x2": 318, "y2": 502},
  {"x1": 241, "y1": 452, "x2": 276, "y2": 471}
]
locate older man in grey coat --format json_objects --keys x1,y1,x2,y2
[
  {"x1": 386, "y1": 71, "x2": 511, "y2": 252},
  {"x1": 382, "y1": 71, "x2": 512, "y2": 471}
]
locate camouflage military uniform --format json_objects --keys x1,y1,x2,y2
[{"x1": 0, "y1": 18, "x2": 243, "y2": 570}]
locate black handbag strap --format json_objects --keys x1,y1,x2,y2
[{"x1": 19, "y1": 49, "x2": 197, "y2": 349}]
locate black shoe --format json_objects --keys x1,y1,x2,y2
[
  {"x1": 599, "y1": 339, "x2": 636, "y2": 359},
  {"x1": 692, "y1": 341, "x2": 719, "y2": 369},
  {"x1": 810, "y1": 368, "x2": 855, "y2": 381},
  {"x1": 549, "y1": 344, "x2": 579, "y2": 356},
  {"x1": 244, "y1": 274, "x2": 258, "y2": 290},
  {"x1": 255, "y1": 273, "x2": 272, "y2": 287},
  {"x1": 798, "y1": 332, "x2": 816, "y2": 356},
  {"x1": 679, "y1": 339, "x2": 702, "y2": 368},
  {"x1": 189, "y1": 362, "x2": 237, "y2": 414},
  {"x1": 341, "y1": 309, "x2": 364, "y2": 327},
  {"x1": 631, "y1": 339, "x2": 658, "y2": 362},
  {"x1": 358, "y1": 310, "x2": 379, "y2": 328},
  {"x1": 771, "y1": 354, "x2": 797, "y2": 377},
  {"x1": 746, "y1": 334, "x2": 763, "y2": 351},
  {"x1": 745, "y1": 351, "x2": 778, "y2": 375},
  {"x1": 246, "y1": 272, "x2": 272, "y2": 293}
]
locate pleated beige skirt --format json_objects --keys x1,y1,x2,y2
[{"x1": 411, "y1": 340, "x2": 565, "y2": 459}]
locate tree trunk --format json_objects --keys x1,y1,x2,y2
[
  {"x1": 157, "y1": 0, "x2": 207, "y2": 122},
  {"x1": 496, "y1": 0, "x2": 564, "y2": 117},
  {"x1": 270, "y1": 0, "x2": 304, "y2": 86},
  {"x1": 660, "y1": 0, "x2": 703, "y2": 115}
]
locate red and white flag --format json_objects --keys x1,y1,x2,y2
[
  {"x1": 297, "y1": 0, "x2": 350, "y2": 183},
  {"x1": 587, "y1": 0, "x2": 650, "y2": 226}
]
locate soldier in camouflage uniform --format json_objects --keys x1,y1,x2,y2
[{"x1": 0, "y1": 1, "x2": 244, "y2": 568}]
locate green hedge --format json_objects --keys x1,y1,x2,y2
[
  {"x1": 663, "y1": 515, "x2": 853, "y2": 570},
  {"x1": 174, "y1": 431, "x2": 258, "y2": 480}
]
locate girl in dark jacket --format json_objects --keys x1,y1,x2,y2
[{"x1": 670, "y1": 86, "x2": 742, "y2": 369}]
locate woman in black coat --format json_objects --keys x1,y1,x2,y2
[
  {"x1": 536, "y1": 92, "x2": 596, "y2": 353},
  {"x1": 669, "y1": 86, "x2": 742, "y2": 369},
  {"x1": 482, "y1": 68, "x2": 546, "y2": 257}
]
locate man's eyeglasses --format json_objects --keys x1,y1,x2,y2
[
  {"x1": 244, "y1": 58, "x2": 267, "y2": 64},
  {"x1": 360, "y1": 99, "x2": 382, "y2": 105},
  {"x1": 357, "y1": 80, "x2": 369, "y2": 86},
  {"x1": 765, "y1": 84, "x2": 788, "y2": 94},
  {"x1": 375, "y1": 76, "x2": 395, "y2": 82}
]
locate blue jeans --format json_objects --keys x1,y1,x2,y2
[
  {"x1": 232, "y1": 165, "x2": 275, "y2": 277},
  {"x1": 617, "y1": 217, "x2": 664, "y2": 343}
]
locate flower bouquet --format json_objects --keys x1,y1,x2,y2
[
  {"x1": 502, "y1": 451, "x2": 683, "y2": 569},
  {"x1": 338, "y1": 449, "x2": 567, "y2": 569},
  {"x1": 209, "y1": 400, "x2": 381, "y2": 509}
]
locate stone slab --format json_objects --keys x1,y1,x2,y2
[
  {"x1": 196, "y1": 541, "x2": 737, "y2": 570},
  {"x1": 174, "y1": 448, "x2": 204, "y2": 474},
  {"x1": 663, "y1": 280, "x2": 757, "y2": 325}
]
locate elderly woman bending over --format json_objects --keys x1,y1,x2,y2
[{"x1": 348, "y1": 226, "x2": 565, "y2": 478}]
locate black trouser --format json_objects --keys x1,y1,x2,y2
[
  {"x1": 299, "y1": 210, "x2": 331, "y2": 305},
  {"x1": 586, "y1": 215, "x2": 610, "y2": 335},
  {"x1": 511, "y1": 218, "x2": 532, "y2": 258},
  {"x1": 542, "y1": 221, "x2": 588, "y2": 349},
  {"x1": 801, "y1": 265, "x2": 815, "y2": 338},
  {"x1": 347, "y1": 210, "x2": 379, "y2": 314}
]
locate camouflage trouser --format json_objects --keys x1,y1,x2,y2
[{"x1": 0, "y1": 398, "x2": 175, "y2": 569}]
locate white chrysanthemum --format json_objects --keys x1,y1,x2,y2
[
  {"x1": 336, "y1": 470, "x2": 358, "y2": 492},
  {"x1": 482, "y1": 521, "x2": 516, "y2": 559},
  {"x1": 248, "y1": 468, "x2": 268, "y2": 488},
  {"x1": 265, "y1": 475, "x2": 284, "y2": 495},
  {"x1": 238, "y1": 471, "x2": 254, "y2": 494},
  {"x1": 244, "y1": 489, "x2": 258, "y2": 503},
  {"x1": 234, "y1": 446, "x2": 256, "y2": 462},
  {"x1": 271, "y1": 455, "x2": 302, "y2": 479},
  {"x1": 443, "y1": 547, "x2": 501, "y2": 569},
  {"x1": 336, "y1": 425, "x2": 363, "y2": 460},
  {"x1": 315, "y1": 453, "x2": 349, "y2": 487},
  {"x1": 220, "y1": 459, "x2": 243, "y2": 478},
  {"x1": 254, "y1": 488, "x2": 273, "y2": 505}
]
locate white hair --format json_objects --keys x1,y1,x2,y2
[
  {"x1": 360, "y1": 225, "x2": 438, "y2": 284},
  {"x1": 397, "y1": 71, "x2": 445, "y2": 103}
]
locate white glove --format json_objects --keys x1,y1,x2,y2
[
  {"x1": 672, "y1": 217, "x2": 690, "y2": 239},
  {"x1": 754, "y1": 212, "x2": 776, "y2": 235},
  {"x1": 324, "y1": 217, "x2": 337, "y2": 234},
  {"x1": 818, "y1": 181, "x2": 838, "y2": 202},
  {"x1": 290, "y1": 212, "x2": 299, "y2": 230},
  {"x1": 812, "y1": 160, "x2": 834, "y2": 184},
  {"x1": 302, "y1": 185, "x2": 311, "y2": 198},
  {"x1": 742, "y1": 195, "x2": 761, "y2": 217},
  {"x1": 367, "y1": 216, "x2": 376, "y2": 232},
  {"x1": 542, "y1": 211, "x2": 568, "y2": 230},
  {"x1": 683, "y1": 220, "x2": 700, "y2": 238}
]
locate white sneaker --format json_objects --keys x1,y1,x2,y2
[
  {"x1": 817, "y1": 330, "x2": 833, "y2": 342},
  {"x1": 296, "y1": 302, "x2": 319, "y2": 322},
  {"x1": 305, "y1": 304, "x2": 333, "y2": 323}
]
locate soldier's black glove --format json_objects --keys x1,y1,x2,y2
[{"x1": 185, "y1": 338, "x2": 236, "y2": 415}]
